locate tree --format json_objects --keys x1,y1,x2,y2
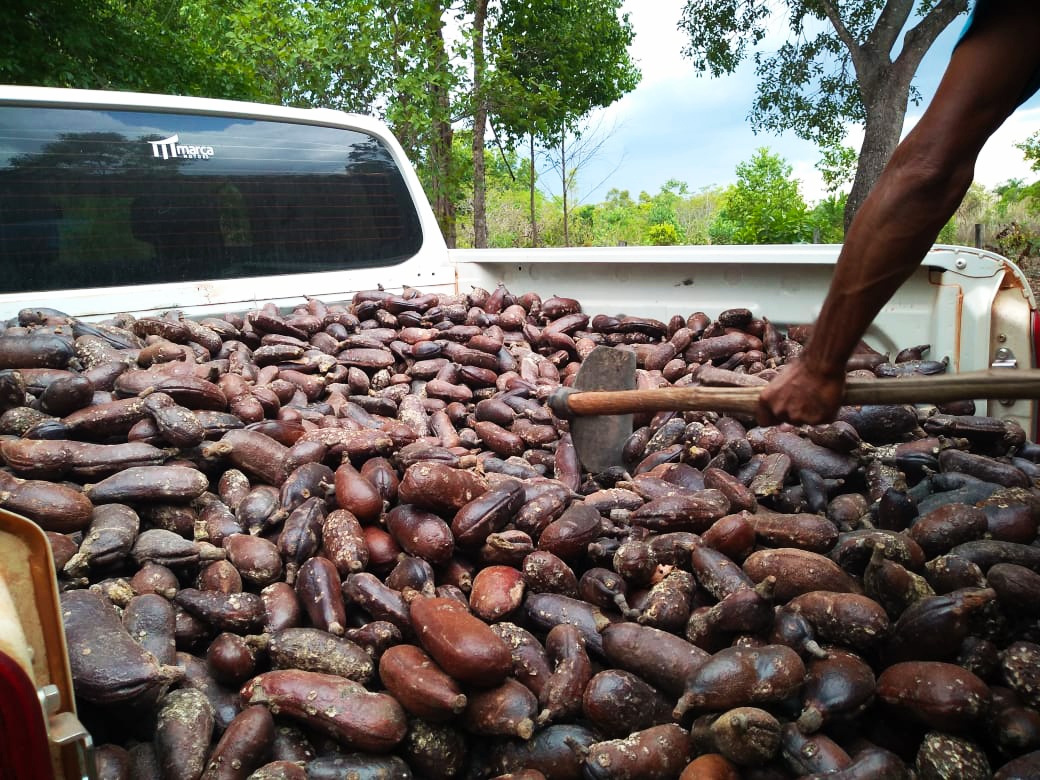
[
  {"x1": 487, "y1": 0, "x2": 640, "y2": 246},
  {"x1": 679, "y1": 0, "x2": 970, "y2": 228},
  {"x1": 710, "y1": 148, "x2": 811, "y2": 244}
]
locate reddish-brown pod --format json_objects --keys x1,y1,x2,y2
[
  {"x1": 409, "y1": 596, "x2": 512, "y2": 687},
  {"x1": 398, "y1": 461, "x2": 489, "y2": 514},
  {"x1": 877, "y1": 661, "x2": 991, "y2": 732},
  {"x1": 377, "y1": 643, "x2": 467, "y2": 722},
  {"x1": 334, "y1": 460, "x2": 383, "y2": 523},
  {"x1": 470, "y1": 565, "x2": 526, "y2": 622}
]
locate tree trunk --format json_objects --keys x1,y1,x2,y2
[
  {"x1": 561, "y1": 134, "x2": 569, "y2": 247},
  {"x1": 426, "y1": 6, "x2": 456, "y2": 247},
  {"x1": 471, "y1": 0, "x2": 489, "y2": 248},
  {"x1": 529, "y1": 133, "x2": 538, "y2": 247}
]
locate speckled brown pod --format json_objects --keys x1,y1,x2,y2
[
  {"x1": 176, "y1": 651, "x2": 242, "y2": 734},
  {"x1": 470, "y1": 564, "x2": 526, "y2": 622},
  {"x1": 175, "y1": 589, "x2": 265, "y2": 634},
  {"x1": 909, "y1": 503, "x2": 989, "y2": 558},
  {"x1": 223, "y1": 533, "x2": 283, "y2": 587},
  {"x1": 377, "y1": 643, "x2": 467, "y2": 721},
  {"x1": 581, "y1": 668, "x2": 673, "y2": 737},
  {"x1": 785, "y1": 591, "x2": 889, "y2": 653},
  {"x1": 216, "y1": 429, "x2": 289, "y2": 487},
  {"x1": 686, "y1": 577, "x2": 775, "y2": 650},
  {"x1": 751, "y1": 510, "x2": 838, "y2": 554},
  {"x1": 333, "y1": 460, "x2": 383, "y2": 523},
  {"x1": 582, "y1": 723, "x2": 692, "y2": 780},
  {"x1": 536, "y1": 501, "x2": 603, "y2": 561},
  {"x1": 399, "y1": 718, "x2": 468, "y2": 780},
  {"x1": 877, "y1": 661, "x2": 991, "y2": 732},
  {"x1": 398, "y1": 461, "x2": 489, "y2": 514},
  {"x1": 131, "y1": 561, "x2": 180, "y2": 599},
  {"x1": 629, "y1": 489, "x2": 730, "y2": 532},
  {"x1": 636, "y1": 568, "x2": 697, "y2": 632},
  {"x1": 304, "y1": 755, "x2": 411, "y2": 779},
  {"x1": 385, "y1": 504, "x2": 455, "y2": 564},
  {"x1": 1001, "y1": 642, "x2": 1040, "y2": 709},
  {"x1": 246, "y1": 761, "x2": 306, "y2": 780},
  {"x1": 601, "y1": 621, "x2": 709, "y2": 698},
  {"x1": 409, "y1": 595, "x2": 512, "y2": 687},
  {"x1": 259, "y1": 582, "x2": 300, "y2": 633},
  {"x1": 240, "y1": 670, "x2": 406, "y2": 752},
  {"x1": 524, "y1": 591, "x2": 613, "y2": 658},
  {"x1": 674, "y1": 644, "x2": 805, "y2": 718},
  {"x1": 201, "y1": 705, "x2": 274, "y2": 780},
  {"x1": 988, "y1": 564, "x2": 1040, "y2": 617},
  {"x1": 915, "y1": 732, "x2": 991, "y2": 780},
  {"x1": 343, "y1": 572, "x2": 411, "y2": 633},
  {"x1": 743, "y1": 549, "x2": 861, "y2": 602},
  {"x1": 704, "y1": 468, "x2": 758, "y2": 513},
  {"x1": 690, "y1": 540, "x2": 755, "y2": 600},
  {"x1": 708, "y1": 707, "x2": 782, "y2": 767},
  {"x1": 522, "y1": 550, "x2": 579, "y2": 596},
  {"x1": 536, "y1": 623, "x2": 592, "y2": 726},
  {"x1": 155, "y1": 688, "x2": 215, "y2": 780},
  {"x1": 884, "y1": 587, "x2": 996, "y2": 664},
  {"x1": 780, "y1": 724, "x2": 852, "y2": 776}
]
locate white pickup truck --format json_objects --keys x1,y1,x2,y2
[{"x1": 0, "y1": 85, "x2": 1037, "y2": 779}]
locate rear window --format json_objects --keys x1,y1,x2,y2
[{"x1": 0, "y1": 106, "x2": 423, "y2": 293}]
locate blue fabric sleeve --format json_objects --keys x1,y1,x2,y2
[{"x1": 957, "y1": 0, "x2": 1040, "y2": 106}]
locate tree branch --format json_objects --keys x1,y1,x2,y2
[
  {"x1": 896, "y1": 0, "x2": 969, "y2": 72},
  {"x1": 817, "y1": 0, "x2": 863, "y2": 68},
  {"x1": 865, "y1": 0, "x2": 914, "y2": 56}
]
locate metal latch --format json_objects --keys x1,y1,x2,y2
[
  {"x1": 39, "y1": 684, "x2": 97, "y2": 780},
  {"x1": 992, "y1": 346, "x2": 1018, "y2": 369}
]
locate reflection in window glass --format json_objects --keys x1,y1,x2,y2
[{"x1": 0, "y1": 108, "x2": 423, "y2": 293}]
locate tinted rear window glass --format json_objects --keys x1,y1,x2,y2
[{"x1": 0, "y1": 106, "x2": 423, "y2": 293}]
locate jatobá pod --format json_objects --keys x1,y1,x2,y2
[
  {"x1": 0, "y1": 470, "x2": 93, "y2": 532},
  {"x1": 581, "y1": 723, "x2": 692, "y2": 780},
  {"x1": 377, "y1": 643, "x2": 467, "y2": 721},
  {"x1": 223, "y1": 533, "x2": 283, "y2": 587},
  {"x1": 155, "y1": 688, "x2": 215, "y2": 780},
  {"x1": 784, "y1": 591, "x2": 890, "y2": 653},
  {"x1": 84, "y1": 465, "x2": 209, "y2": 504},
  {"x1": 470, "y1": 565, "x2": 525, "y2": 622},
  {"x1": 261, "y1": 627, "x2": 374, "y2": 684},
  {"x1": 524, "y1": 592, "x2": 614, "y2": 658},
  {"x1": 915, "y1": 732, "x2": 991, "y2": 780},
  {"x1": 489, "y1": 622, "x2": 552, "y2": 699},
  {"x1": 708, "y1": 707, "x2": 782, "y2": 767},
  {"x1": 581, "y1": 669, "x2": 673, "y2": 737},
  {"x1": 883, "y1": 587, "x2": 996, "y2": 664},
  {"x1": 64, "y1": 503, "x2": 140, "y2": 577},
  {"x1": 334, "y1": 460, "x2": 383, "y2": 523},
  {"x1": 464, "y1": 678, "x2": 539, "y2": 739},
  {"x1": 123, "y1": 593, "x2": 177, "y2": 666},
  {"x1": 320, "y1": 508, "x2": 368, "y2": 576},
  {"x1": 409, "y1": 595, "x2": 512, "y2": 687},
  {"x1": 601, "y1": 622, "x2": 710, "y2": 698},
  {"x1": 796, "y1": 648, "x2": 877, "y2": 733},
  {"x1": 294, "y1": 556, "x2": 346, "y2": 635},
  {"x1": 451, "y1": 479, "x2": 525, "y2": 548},
  {"x1": 0, "y1": 438, "x2": 168, "y2": 480},
  {"x1": 240, "y1": 670, "x2": 407, "y2": 752},
  {"x1": 747, "y1": 427, "x2": 858, "y2": 478},
  {"x1": 201, "y1": 705, "x2": 274, "y2": 780},
  {"x1": 877, "y1": 661, "x2": 991, "y2": 732},
  {"x1": 743, "y1": 548, "x2": 861, "y2": 602},
  {"x1": 779, "y1": 724, "x2": 853, "y2": 776},
  {"x1": 398, "y1": 461, "x2": 488, "y2": 514},
  {"x1": 386, "y1": 504, "x2": 455, "y2": 564},
  {"x1": 1002, "y1": 642, "x2": 1040, "y2": 709},
  {"x1": 174, "y1": 589, "x2": 265, "y2": 634},
  {"x1": 628, "y1": 489, "x2": 730, "y2": 532},
  {"x1": 750, "y1": 509, "x2": 838, "y2": 554},
  {"x1": 537, "y1": 624, "x2": 592, "y2": 726},
  {"x1": 674, "y1": 644, "x2": 806, "y2": 717},
  {"x1": 536, "y1": 502, "x2": 603, "y2": 561},
  {"x1": 61, "y1": 589, "x2": 183, "y2": 704}
]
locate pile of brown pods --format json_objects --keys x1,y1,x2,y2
[{"x1": 3, "y1": 285, "x2": 1040, "y2": 779}]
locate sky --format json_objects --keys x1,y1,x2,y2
[{"x1": 554, "y1": 1, "x2": 1040, "y2": 206}]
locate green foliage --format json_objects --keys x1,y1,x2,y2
[
  {"x1": 810, "y1": 194, "x2": 847, "y2": 243},
  {"x1": 647, "y1": 222, "x2": 681, "y2": 246},
  {"x1": 1019, "y1": 131, "x2": 1040, "y2": 172},
  {"x1": 710, "y1": 148, "x2": 811, "y2": 244},
  {"x1": 816, "y1": 144, "x2": 857, "y2": 195},
  {"x1": 488, "y1": 0, "x2": 640, "y2": 142}
]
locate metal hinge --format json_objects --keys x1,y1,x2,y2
[
  {"x1": 991, "y1": 346, "x2": 1018, "y2": 369},
  {"x1": 38, "y1": 684, "x2": 96, "y2": 780}
]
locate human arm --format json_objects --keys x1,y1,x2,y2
[{"x1": 758, "y1": 0, "x2": 1040, "y2": 426}]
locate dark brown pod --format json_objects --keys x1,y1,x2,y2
[
  {"x1": 202, "y1": 705, "x2": 274, "y2": 780},
  {"x1": 637, "y1": 569, "x2": 697, "y2": 632},
  {"x1": 334, "y1": 460, "x2": 383, "y2": 523},
  {"x1": 704, "y1": 467, "x2": 757, "y2": 513},
  {"x1": 780, "y1": 724, "x2": 852, "y2": 776},
  {"x1": 0, "y1": 471, "x2": 93, "y2": 532},
  {"x1": 524, "y1": 591, "x2": 614, "y2": 658},
  {"x1": 174, "y1": 589, "x2": 265, "y2": 635},
  {"x1": 398, "y1": 461, "x2": 489, "y2": 514},
  {"x1": 537, "y1": 501, "x2": 602, "y2": 561},
  {"x1": 409, "y1": 595, "x2": 512, "y2": 687},
  {"x1": 915, "y1": 732, "x2": 991, "y2": 780},
  {"x1": 131, "y1": 562, "x2": 180, "y2": 600},
  {"x1": 1002, "y1": 642, "x2": 1040, "y2": 709},
  {"x1": 796, "y1": 648, "x2": 876, "y2": 733},
  {"x1": 522, "y1": 550, "x2": 579, "y2": 597},
  {"x1": 537, "y1": 623, "x2": 593, "y2": 726},
  {"x1": 156, "y1": 688, "x2": 215, "y2": 780},
  {"x1": 602, "y1": 622, "x2": 709, "y2": 698},
  {"x1": 62, "y1": 589, "x2": 183, "y2": 704},
  {"x1": 360, "y1": 456, "x2": 399, "y2": 504},
  {"x1": 785, "y1": 591, "x2": 889, "y2": 653},
  {"x1": 709, "y1": 707, "x2": 782, "y2": 767},
  {"x1": 674, "y1": 644, "x2": 806, "y2": 718},
  {"x1": 217, "y1": 429, "x2": 290, "y2": 487},
  {"x1": 63, "y1": 502, "x2": 140, "y2": 577},
  {"x1": 320, "y1": 508, "x2": 368, "y2": 576},
  {"x1": 84, "y1": 465, "x2": 209, "y2": 504},
  {"x1": 378, "y1": 643, "x2": 467, "y2": 721},
  {"x1": 877, "y1": 661, "x2": 991, "y2": 732},
  {"x1": 343, "y1": 572, "x2": 411, "y2": 633},
  {"x1": 582, "y1": 724, "x2": 692, "y2": 780},
  {"x1": 464, "y1": 678, "x2": 538, "y2": 739},
  {"x1": 260, "y1": 582, "x2": 301, "y2": 633},
  {"x1": 743, "y1": 548, "x2": 861, "y2": 602},
  {"x1": 386, "y1": 504, "x2": 455, "y2": 564},
  {"x1": 909, "y1": 503, "x2": 989, "y2": 559},
  {"x1": 702, "y1": 513, "x2": 756, "y2": 562},
  {"x1": 224, "y1": 533, "x2": 283, "y2": 587},
  {"x1": 679, "y1": 754, "x2": 741, "y2": 780},
  {"x1": 247, "y1": 761, "x2": 306, "y2": 780},
  {"x1": 582, "y1": 668, "x2": 673, "y2": 737},
  {"x1": 450, "y1": 479, "x2": 524, "y2": 548},
  {"x1": 884, "y1": 587, "x2": 996, "y2": 664},
  {"x1": 294, "y1": 556, "x2": 346, "y2": 635},
  {"x1": 122, "y1": 593, "x2": 177, "y2": 666},
  {"x1": 989, "y1": 563, "x2": 1040, "y2": 617},
  {"x1": 399, "y1": 718, "x2": 468, "y2": 780},
  {"x1": 207, "y1": 632, "x2": 258, "y2": 687}
]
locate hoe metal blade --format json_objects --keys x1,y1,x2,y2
[{"x1": 568, "y1": 346, "x2": 637, "y2": 473}]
